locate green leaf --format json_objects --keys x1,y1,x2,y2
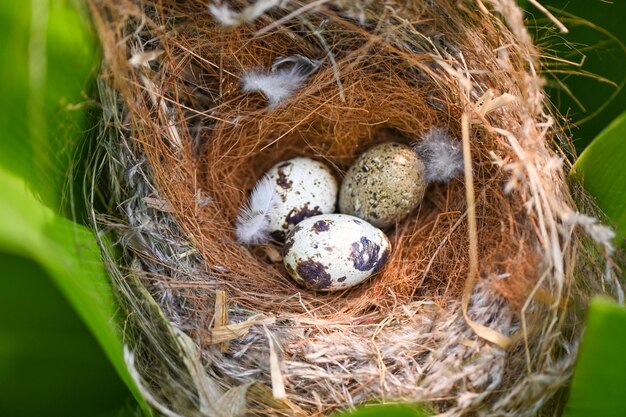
[
  {"x1": 0, "y1": 0, "x2": 150, "y2": 414},
  {"x1": 573, "y1": 111, "x2": 626, "y2": 242},
  {"x1": 564, "y1": 297, "x2": 626, "y2": 417},
  {"x1": 0, "y1": 0, "x2": 99, "y2": 210},
  {"x1": 0, "y1": 252, "x2": 138, "y2": 417},
  {"x1": 530, "y1": 0, "x2": 626, "y2": 152},
  {"x1": 0, "y1": 167, "x2": 148, "y2": 416},
  {"x1": 335, "y1": 404, "x2": 430, "y2": 417}
]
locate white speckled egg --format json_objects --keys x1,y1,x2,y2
[
  {"x1": 263, "y1": 157, "x2": 338, "y2": 240},
  {"x1": 339, "y1": 142, "x2": 426, "y2": 228},
  {"x1": 283, "y1": 214, "x2": 391, "y2": 291}
]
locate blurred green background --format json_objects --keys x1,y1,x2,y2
[
  {"x1": 536, "y1": 0, "x2": 626, "y2": 153},
  {"x1": 0, "y1": 0, "x2": 624, "y2": 416}
]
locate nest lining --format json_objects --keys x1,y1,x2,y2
[{"x1": 87, "y1": 0, "x2": 619, "y2": 416}]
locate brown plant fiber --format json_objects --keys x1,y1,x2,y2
[{"x1": 87, "y1": 0, "x2": 619, "y2": 416}]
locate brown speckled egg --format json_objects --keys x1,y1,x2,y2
[
  {"x1": 264, "y1": 157, "x2": 338, "y2": 240},
  {"x1": 283, "y1": 214, "x2": 391, "y2": 291},
  {"x1": 339, "y1": 142, "x2": 426, "y2": 228}
]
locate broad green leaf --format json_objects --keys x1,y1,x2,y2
[
  {"x1": 573, "y1": 111, "x2": 626, "y2": 241},
  {"x1": 564, "y1": 297, "x2": 626, "y2": 417},
  {"x1": 0, "y1": 0, "x2": 150, "y2": 414},
  {"x1": 336, "y1": 404, "x2": 430, "y2": 417},
  {"x1": 0, "y1": 0, "x2": 99, "y2": 211},
  {"x1": 0, "y1": 167, "x2": 148, "y2": 416},
  {"x1": 0, "y1": 252, "x2": 137, "y2": 417},
  {"x1": 529, "y1": 0, "x2": 626, "y2": 152}
]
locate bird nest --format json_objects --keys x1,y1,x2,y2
[{"x1": 87, "y1": 0, "x2": 619, "y2": 415}]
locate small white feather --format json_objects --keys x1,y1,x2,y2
[
  {"x1": 241, "y1": 55, "x2": 320, "y2": 108},
  {"x1": 414, "y1": 127, "x2": 464, "y2": 184},
  {"x1": 236, "y1": 175, "x2": 278, "y2": 245},
  {"x1": 208, "y1": 0, "x2": 281, "y2": 27}
]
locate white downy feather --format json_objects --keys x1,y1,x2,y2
[
  {"x1": 414, "y1": 127, "x2": 464, "y2": 184},
  {"x1": 208, "y1": 0, "x2": 282, "y2": 27},
  {"x1": 236, "y1": 175, "x2": 278, "y2": 245},
  {"x1": 241, "y1": 55, "x2": 320, "y2": 108}
]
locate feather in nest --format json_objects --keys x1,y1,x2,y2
[{"x1": 236, "y1": 175, "x2": 279, "y2": 245}]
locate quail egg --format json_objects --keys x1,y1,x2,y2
[
  {"x1": 283, "y1": 214, "x2": 391, "y2": 291},
  {"x1": 264, "y1": 157, "x2": 338, "y2": 240},
  {"x1": 339, "y1": 142, "x2": 426, "y2": 228}
]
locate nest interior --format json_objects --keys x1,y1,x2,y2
[{"x1": 88, "y1": 0, "x2": 617, "y2": 416}]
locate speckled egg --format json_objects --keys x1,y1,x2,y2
[
  {"x1": 264, "y1": 157, "x2": 338, "y2": 240},
  {"x1": 339, "y1": 142, "x2": 426, "y2": 228},
  {"x1": 283, "y1": 214, "x2": 391, "y2": 291}
]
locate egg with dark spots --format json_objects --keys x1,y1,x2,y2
[
  {"x1": 262, "y1": 157, "x2": 338, "y2": 239},
  {"x1": 283, "y1": 214, "x2": 391, "y2": 291},
  {"x1": 339, "y1": 142, "x2": 426, "y2": 228}
]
